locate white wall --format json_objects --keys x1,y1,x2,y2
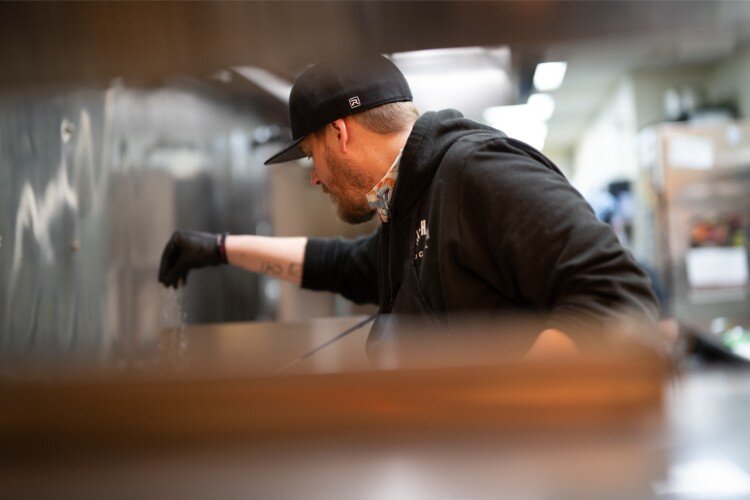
[
  {"x1": 570, "y1": 62, "x2": 722, "y2": 193},
  {"x1": 571, "y1": 78, "x2": 638, "y2": 194},
  {"x1": 708, "y1": 43, "x2": 750, "y2": 119},
  {"x1": 631, "y1": 65, "x2": 714, "y2": 129}
]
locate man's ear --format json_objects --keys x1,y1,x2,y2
[{"x1": 330, "y1": 118, "x2": 349, "y2": 154}]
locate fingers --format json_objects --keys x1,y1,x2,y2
[
  {"x1": 158, "y1": 230, "x2": 210, "y2": 288},
  {"x1": 158, "y1": 241, "x2": 173, "y2": 285},
  {"x1": 159, "y1": 231, "x2": 182, "y2": 287},
  {"x1": 158, "y1": 233, "x2": 176, "y2": 285},
  {"x1": 165, "y1": 263, "x2": 189, "y2": 289}
]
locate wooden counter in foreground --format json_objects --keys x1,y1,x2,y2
[{"x1": 0, "y1": 316, "x2": 668, "y2": 448}]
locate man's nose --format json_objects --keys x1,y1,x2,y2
[{"x1": 310, "y1": 168, "x2": 322, "y2": 186}]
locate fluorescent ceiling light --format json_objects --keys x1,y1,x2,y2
[
  {"x1": 527, "y1": 93, "x2": 556, "y2": 121},
  {"x1": 483, "y1": 105, "x2": 549, "y2": 150},
  {"x1": 391, "y1": 46, "x2": 513, "y2": 121},
  {"x1": 233, "y1": 66, "x2": 292, "y2": 102},
  {"x1": 533, "y1": 62, "x2": 567, "y2": 91},
  {"x1": 391, "y1": 46, "x2": 489, "y2": 62}
]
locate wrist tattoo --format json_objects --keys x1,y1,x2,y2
[
  {"x1": 260, "y1": 261, "x2": 302, "y2": 280},
  {"x1": 287, "y1": 263, "x2": 302, "y2": 279},
  {"x1": 260, "y1": 261, "x2": 284, "y2": 276}
]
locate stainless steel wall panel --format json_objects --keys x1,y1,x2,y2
[{"x1": 1, "y1": 82, "x2": 279, "y2": 365}]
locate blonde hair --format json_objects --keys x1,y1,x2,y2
[
  {"x1": 313, "y1": 101, "x2": 419, "y2": 139},
  {"x1": 352, "y1": 101, "x2": 420, "y2": 134}
]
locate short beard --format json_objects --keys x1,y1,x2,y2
[
  {"x1": 323, "y1": 148, "x2": 377, "y2": 225},
  {"x1": 337, "y1": 201, "x2": 376, "y2": 224},
  {"x1": 324, "y1": 185, "x2": 376, "y2": 224}
]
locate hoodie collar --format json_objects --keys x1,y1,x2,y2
[{"x1": 388, "y1": 109, "x2": 501, "y2": 223}]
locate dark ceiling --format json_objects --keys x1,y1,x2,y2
[{"x1": 0, "y1": 1, "x2": 746, "y2": 88}]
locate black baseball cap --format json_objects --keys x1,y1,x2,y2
[{"x1": 264, "y1": 54, "x2": 413, "y2": 165}]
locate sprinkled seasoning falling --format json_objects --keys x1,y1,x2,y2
[{"x1": 160, "y1": 287, "x2": 190, "y2": 368}]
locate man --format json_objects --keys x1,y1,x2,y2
[{"x1": 158, "y1": 54, "x2": 658, "y2": 356}]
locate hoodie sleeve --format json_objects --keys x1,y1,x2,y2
[
  {"x1": 458, "y1": 138, "x2": 659, "y2": 328},
  {"x1": 301, "y1": 228, "x2": 381, "y2": 305}
]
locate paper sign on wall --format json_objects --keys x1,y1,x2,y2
[
  {"x1": 668, "y1": 136, "x2": 715, "y2": 170},
  {"x1": 686, "y1": 247, "x2": 749, "y2": 289}
]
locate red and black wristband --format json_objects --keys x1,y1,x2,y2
[{"x1": 217, "y1": 232, "x2": 229, "y2": 264}]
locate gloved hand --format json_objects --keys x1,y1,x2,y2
[{"x1": 158, "y1": 230, "x2": 227, "y2": 288}]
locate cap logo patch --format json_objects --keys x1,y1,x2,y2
[{"x1": 348, "y1": 96, "x2": 361, "y2": 109}]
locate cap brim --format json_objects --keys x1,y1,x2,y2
[{"x1": 264, "y1": 137, "x2": 306, "y2": 165}]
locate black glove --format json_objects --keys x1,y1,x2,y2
[{"x1": 158, "y1": 230, "x2": 227, "y2": 288}]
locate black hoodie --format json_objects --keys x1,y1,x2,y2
[{"x1": 302, "y1": 109, "x2": 659, "y2": 332}]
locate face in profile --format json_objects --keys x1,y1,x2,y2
[{"x1": 305, "y1": 134, "x2": 376, "y2": 225}]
